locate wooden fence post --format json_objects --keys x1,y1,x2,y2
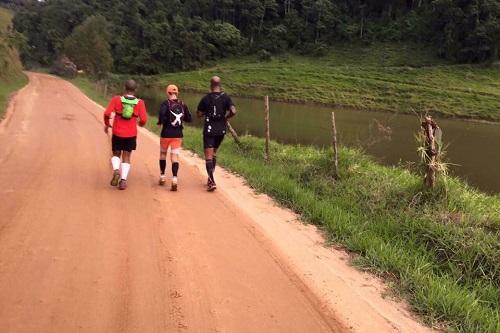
[
  {"x1": 331, "y1": 112, "x2": 339, "y2": 179},
  {"x1": 226, "y1": 121, "x2": 241, "y2": 146},
  {"x1": 421, "y1": 116, "x2": 439, "y2": 188},
  {"x1": 265, "y1": 96, "x2": 270, "y2": 161}
]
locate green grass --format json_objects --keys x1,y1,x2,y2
[
  {"x1": 73, "y1": 75, "x2": 500, "y2": 332},
  {"x1": 152, "y1": 43, "x2": 500, "y2": 121},
  {"x1": 0, "y1": 75, "x2": 27, "y2": 118},
  {"x1": 0, "y1": 7, "x2": 27, "y2": 118},
  {"x1": 0, "y1": 7, "x2": 12, "y2": 32}
]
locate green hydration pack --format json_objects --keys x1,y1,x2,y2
[{"x1": 120, "y1": 96, "x2": 139, "y2": 120}]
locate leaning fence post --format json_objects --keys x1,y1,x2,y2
[
  {"x1": 264, "y1": 96, "x2": 270, "y2": 161},
  {"x1": 331, "y1": 112, "x2": 339, "y2": 179},
  {"x1": 421, "y1": 116, "x2": 439, "y2": 188},
  {"x1": 226, "y1": 121, "x2": 241, "y2": 146}
]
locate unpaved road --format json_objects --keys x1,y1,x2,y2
[{"x1": 0, "y1": 73, "x2": 344, "y2": 332}]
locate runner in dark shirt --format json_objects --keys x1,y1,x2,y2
[
  {"x1": 197, "y1": 76, "x2": 236, "y2": 191},
  {"x1": 157, "y1": 84, "x2": 192, "y2": 191}
]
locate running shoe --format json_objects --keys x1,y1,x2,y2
[
  {"x1": 171, "y1": 177, "x2": 178, "y2": 192},
  {"x1": 207, "y1": 179, "x2": 217, "y2": 192},
  {"x1": 159, "y1": 174, "x2": 167, "y2": 186},
  {"x1": 110, "y1": 170, "x2": 121, "y2": 186},
  {"x1": 118, "y1": 179, "x2": 127, "y2": 190}
]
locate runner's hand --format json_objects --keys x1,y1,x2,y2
[{"x1": 104, "y1": 125, "x2": 110, "y2": 134}]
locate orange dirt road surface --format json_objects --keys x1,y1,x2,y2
[{"x1": 0, "y1": 73, "x2": 433, "y2": 333}]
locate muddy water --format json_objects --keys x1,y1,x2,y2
[{"x1": 144, "y1": 91, "x2": 500, "y2": 194}]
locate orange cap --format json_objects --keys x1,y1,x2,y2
[{"x1": 166, "y1": 84, "x2": 179, "y2": 95}]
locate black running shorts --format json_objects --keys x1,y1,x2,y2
[
  {"x1": 112, "y1": 135, "x2": 137, "y2": 152},
  {"x1": 203, "y1": 135, "x2": 225, "y2": 149}
]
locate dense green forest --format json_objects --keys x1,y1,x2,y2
[{"x1": 2, "y1": 0, "x2": 500, "y2": 75}]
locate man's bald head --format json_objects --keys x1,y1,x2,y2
[
  {"x1": 125, "y1": 80, "x2": 137, "y2": 93},
  {"x1": 210, "y1": 76, "x2": 221, "y2": 91}
]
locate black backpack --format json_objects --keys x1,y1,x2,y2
[
  {"x1": 167, "y1": 100, "x2": 184, "y2": 127},
  {"x1": 207, "y1": 93, "x2": 226, "y2": 121}
]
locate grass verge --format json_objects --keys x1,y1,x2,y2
[
  {"x1": 0, "y1": 7, "x2": 27, "y2": 119},
  {"x1": 73, "y1": 76, "x2": 500, "y2": 333},
  {"x1": 152, "y1": 43, "x2": 500, "y2": 122},
  {"x1": 0, "y1": 74, "x2": 27, "y2": 119}
]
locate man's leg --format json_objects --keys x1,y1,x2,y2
[
  {"x1": 204, "y1": 147, "x2": 215, "y2": 184},
  {"x1": 213, "y1": 149, "x2": 217, "y2": 172},
  {"x1": 110, "y1": 150, "x2": 121, "y2": 186},
  {"x1": 210, "y1": 135, "x2": 225, "y2": 183},
  {"x1": 170, "y1": 150, "x2": 180, "y2": 191},
  {"x1": 119, "y1": 151, "x2": 131, "y2": 190},
  {"x1": 159, "y1": 150, "x2": 167, "y2": 185}
]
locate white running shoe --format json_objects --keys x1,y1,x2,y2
[{"x1": 159, "y1": 175, "x2": 167, "y2": 186}]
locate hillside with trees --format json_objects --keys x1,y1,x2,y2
[{"x1": 4, "y1": 0, "x2": 500, "y2": 74}]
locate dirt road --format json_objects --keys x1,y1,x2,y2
[{"x1": 0, "y1": 73, "x2": 347, "y2": 332}]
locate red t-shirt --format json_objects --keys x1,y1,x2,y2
[{"x1": 104, "y1": 95, "x2": 148, "y2": 138}]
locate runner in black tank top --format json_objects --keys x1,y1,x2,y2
[{"x1": 196, "y1": 76, "x2": 237, "y2": 191}]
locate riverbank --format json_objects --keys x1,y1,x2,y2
[
  {"x1": 151, "y1": 44, "x2": 500, "y2": 122},
  {"x1": 72, "y1": 75, "x2": 499, "y2": 333}
]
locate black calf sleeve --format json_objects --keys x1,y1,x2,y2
[
  {"x1": 205, "y1": 159, "x2": 214, "y2": 182},
  {"x1": 172, "y1": 162, "x2": 179, "y2": 177},
  {"x1": 159, "y1": 159, "x2": 166, "y2": 175}
]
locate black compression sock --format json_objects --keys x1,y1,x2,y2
[
  {"x1": 213, "y1": 156, "x2": 217, "y2": 172},
  {"x1": 172, "y1": 162, "x2": 179, "y2": 177},
  {"x1": 205, "y1": 159, "x2": 215, "y2": 182},
  {"x1": 159, "y1": 159, "x2": 166, "y2": 175}
]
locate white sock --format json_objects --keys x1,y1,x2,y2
[
  {"x1": 111, "y1": 156, "x2": 121, "y2": 171},
  {"x1": 121, "y1": 163, "x2": 131, "y2": 180}
]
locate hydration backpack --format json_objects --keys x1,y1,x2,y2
[
  {"x1": 120, "y1": 96, "x2": 139, "y2": 119},
  {"x1": 168, "y1": 100, "x2": 184, "y2": 127},
  {"x1": 207, "y1": 93, "x2": 226, "y2": 121}
]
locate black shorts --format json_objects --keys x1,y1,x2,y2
[
  {"x1": 112, "y1": 135, "x2": 137, "y2": 152},
  {"x1": 203, "y1": 135, "x2": 225, "y2": 149}
]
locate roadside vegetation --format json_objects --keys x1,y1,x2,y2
[
  {"x1": 153, "y1": 45, "x2": 500, "y2": 121},
  {"x1": 72, "y1": 76, "x2": 500, "y2": 333},
  {"x1": 0, "y1": 7, "x2": 26, "y2": 118}
]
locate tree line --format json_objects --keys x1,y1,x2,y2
[{"x1": 3, "y1": 0, "x2": 500, "y2": 75}]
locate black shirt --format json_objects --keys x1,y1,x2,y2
[
  {"x1": 157, "y1": 99, "x2": 192, "y2": 138},
  {"x1": 197, "y1": 92, "x2": 234, "y2": 136}
]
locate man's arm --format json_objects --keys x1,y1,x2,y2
[
  {"x1": 226, "y1": 105, "x2": 236, "y2": 120},
  {"x1": 103, "y1": 97, "x2": 116, "y2": 133},
  {"x1": 157, "y1": 103, "x2": 166, "y2": 126},
  {"x1": 225, "y1": 96, "x2": 236, "y2": 120},
  {"x1": 137, "y1": 100, "x2": 148, "y2": 127},
  {"x1": 183, "y1": 103, "x2": 193, "y2": 123},
  {"x1": 197, "y1": 97, "x2": 206, "y2": 118}
]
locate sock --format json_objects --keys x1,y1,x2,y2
[
  {"x1": 121, "y1": 163, "x2": 131, "y2": 180},
  {"x1": 172, "y1": 162, "x2": 179, "y2": 177},
  {"x1": 159, "y1": 159, "x2": 166, "y2": 175},
  {"x1": 213, "y1": 156, "x2": 217, "y2": 172},
  {"x1": 111, "y1": 156, "x2": 121, "y2": 171},
  {"x1": 205, "y1": 159, "x2": 215, "y2": 183}
]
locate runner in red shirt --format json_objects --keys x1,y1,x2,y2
[{"x1": 104, "y1": 80, "x2": 148, "y2": 190}]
